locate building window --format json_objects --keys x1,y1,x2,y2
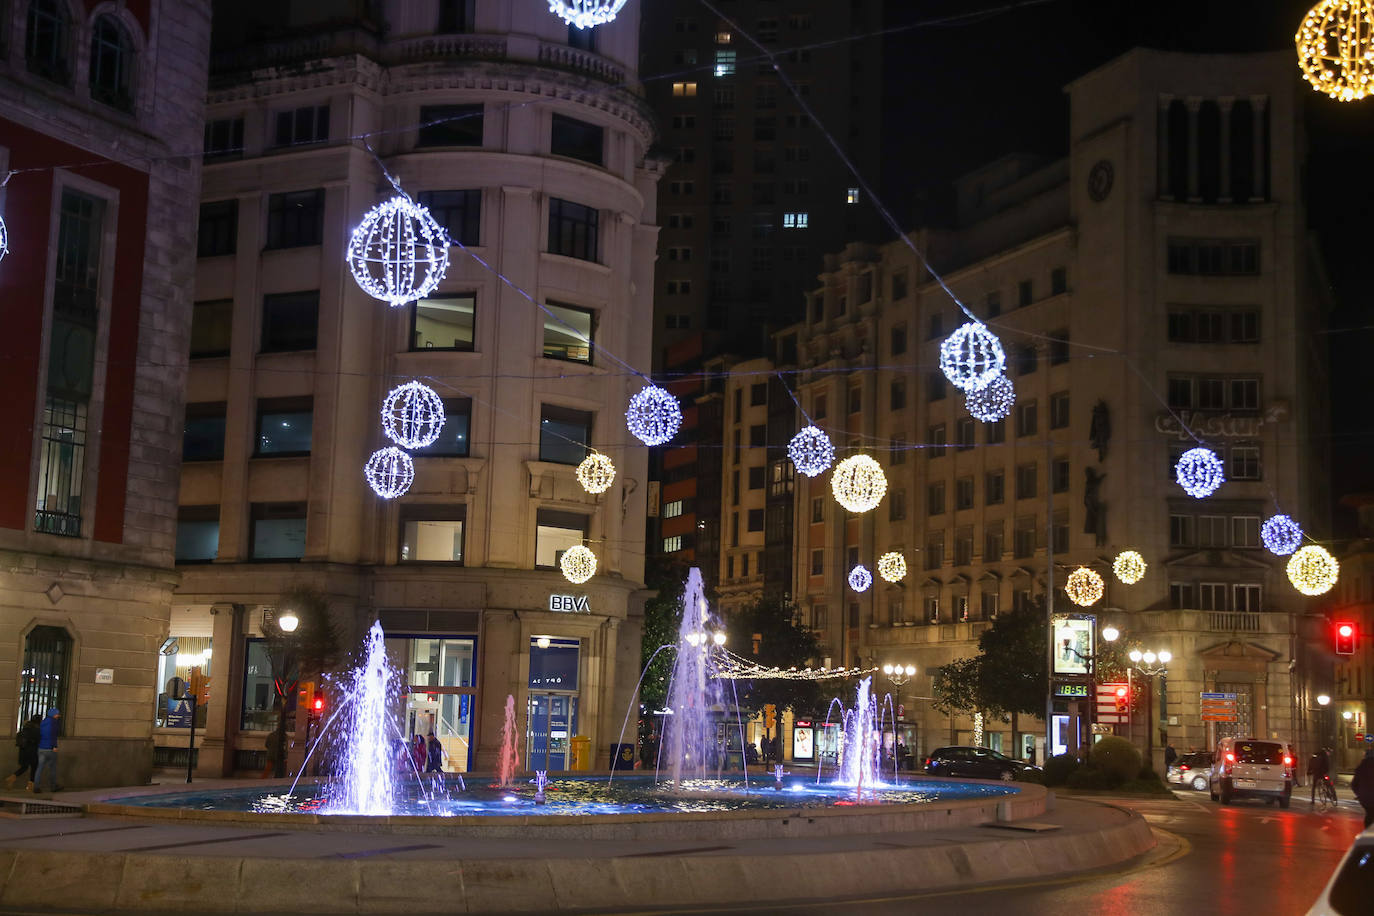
[
  {"x1": 1169, "y1": 514, "x2": 1195, "y2": 547},
  {"x1": 542, "y1": 301, "x2": 594, "y2": 363},
  {"x1": 18, "y1": 626, "x2": 71, "y2": 730},
  {"x1": 551, "y1": 114, "x2": 605, "y2": 165},
  {"x1": 1230, "y1": 445, "x2": 1261, "y2": 480},
  {"x1": 927, "y1": 312, "x2": 943, "y2": 341},
  {"x1": 1169, "y1": 583, "x2": 1194, "y2": 609},
  {"x1": 811, "y1": 497, "x2": 824, "y2": 523},
  {"x1": 925, "y1": 596, "x2": 940, "y2": 621},
  {"x1": 986, "y1": 419, "x2": 1006, "y2": 444},
  {"x1": 984, "y1": 522, "x2": 1003, "y2": 560},
  {"x1": 1014, "y1": 517, "x2": 1036, "y2": 558},
  {"x1": 1018, "y1": 279, "x2": 1033, "y2": 307},
  {"x1": 1017, "y1": 345, "x2": 1037, "y2": 376},
  {"x1": 261, "y1": 291, "x2": 318, "y2": 352},
  {"x1": 539, "y1": 404, "x2": 592, "y2": 465},
  {"x1": 985, "y1": 470, "x2": 1005, "y2": 505},
  {"x1": 1231, "y1": 379, "x2": 1261, "y2": 411},
  {"x1": 956, "y1": 418, "x2": 975, "y2": 450},
  {"x1": 32, "y1": 398, "x2": 86, "y2": 538},
  {"x1": 981, "y1": 592, "x2": 1000, "y2": 618},
  {"x1": 1197, "y1": 515, "x2": 1227, "y2": 548},
  {"x1": 1050, "y1": 391, "x2": 1070, "y2": 429},
  {"x1": 1016, "y1": 402, "x2": 1037, "y2": 438},
  {"x1": 25, "y1": 0, "x2": 71, "y2": 84},
  {"x1": 417, "y1": 104, "x2": 483, "y2": 147},
  {"x1": 750, "y1": 424, "x2": 766, "y2": 448},
  {"x1": 956, "y1": 477, "x2": 974, "y2": 510},
  {"x1": 748, "y1": 466, "x2": 765, "y2": 490},
  {"x1": 250, "y1": 503, "x2": 307, "y2": 560},
  {"x1": 1231, "y1": 310, "x2": 1260, "y2": 343},
  {"x1": 548, "y1": 198, "x2": 599, "y2": 262},
  {"x1": 89, "y1": 15, "x2": 135, "y2": 111},
  {"x1": 847, "y1": 187, "x2": 861, "y2": 205},
  {"x1": 417, "y1": 190, "x2": 481, "y2": 247},
  {"x1": 190, "y1": 299, "x2": 233, "y2": 358},
  {"x1": 986, "y1": 290, "x2": 1002, "y2": 317},
  {"x1": 203, "y1": 118, "x2": 245, "y2": 161},
  {"x1": 412, "y1": 398, "x2": 471, "y2": 457},
  {"x1": 1198, "y1": 582, "x2": 1227, "y2": 611},
  {"x1": 182, "y1": 402, "x2": 227, "y2": 461},
  {"x1": 240, "y1": 639, "x2": 275, "y2": 731},
  {"x1": 411, "y1": 294, "x2": 475, "y2": 351},
  {"x1": 664, "y1": 500, "x2": 684, "y2": 519},
  {"x1": 400, "y1": 505, "x2": 466, "y2": 563},
  {"x1": 925, "y1": 533, "x2": 944, "y2": 570},
  {"x1": 197, "y1": 200, "x2": 238, "y2": 258},
  {"x1": 1234, "y1": 584, "x2": 1262, "y2": 612},
  {"x1": 927, "y1": 483, "x2": 946, "y2": 516},
  {"x1": 748, "y1": 508, "x2": 764, "y2": 531},
  {"x1": 1167, "y1": 238, "x2": 1260, "y2": 276},
  {"x1": 663, "y1": 535, "x2": 684, "y2": 553},
  {"x1": 891, "y1": 323, "x2": 907, "y2": 356},
  {"x1": 437, "y1": 0, "x2": 475, "y2": 32},
  {"x1": 1015, "y1": 463, "x2": 1037, "y2": 500},
  {"x1": 1232, "y1": 515, "x2": 1261, "y2": 548},
  {"x1": 265, "y1": 189, "x2": 325, "y2": 249},
  {"x1": 782, "y1": 212, "x2": 809, "y2": 229},
  {"x1": 927, "y1": 371, "x2": 946, "y2": 401},
  {"x1": 535, "y1": 509, "x2": 588, "y2": 568},
  {"x1": 671, "y1": 81, "x2": 698, "y2": 97},
  {"x1": 889, "y1": 488, "x2": 907, "y2": 520},
  {"x1": 1049, "y1": 330, "x2": 1070, "y2": 365},
  {"x1": 274, "y1": 104, "x2": 330, "y2": 147},
  {"x1": 888, "y1": 380, "x2": 905, "y2": 411},
  {"x1": 954, "y1": 529, "x2": 973, "y2": 566},
  {"x1": 928, "y1": 424, "x2": 946, "y2": 458},
  {"x1": 176, "y1": 506, "x2": 220, "y2": 563},
  {"x1": 1051, "y1": 266, "x2": 1067, "y2": 296},
  {"x1": 255, "y1": 398, "x2": 313, "y2": 456},
  {"x1": 1052, "y1": 458, "x2": 1070, "y2": 494}
]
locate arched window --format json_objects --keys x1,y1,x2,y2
[
  {"x1": 89, "y1": 14, "x2": 134, "y2": 111},
  {"x1": 18, "y1": 626, "x2": 71, "y2": 732},
  {"x1": 26, "y1": 0, "x2": 71, "y2": 84}
]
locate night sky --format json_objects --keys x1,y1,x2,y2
[{"x1": 877, "y1": 0, "x2": 1374, "y2": 534}]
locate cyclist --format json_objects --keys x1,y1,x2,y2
[{"x1": 1308, "y1": 747, "x2": 1332, "y2": 806}]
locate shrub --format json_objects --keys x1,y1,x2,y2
[
  {"x1": 1090, "y1": 736, "x2": 1142, "y2": 786},
  {"x1": 1014, "y1": 767, "x2": 1045, "y2": 784},
  {"x1": 1065, "y1": 766, "x2": 1115, "y2": 790},
  {"x1": 1137, "y1": 763, "x2": 1162, "y2": 783},
  {"x1": 1044, "y1": 753, "x2": 1079, "y2": 786}
]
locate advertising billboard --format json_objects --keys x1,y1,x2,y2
[{"x1": 1052, "y1": 616, "x2": 1095, "y2": 676}]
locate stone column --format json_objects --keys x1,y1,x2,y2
[
  {"x1": 1157, "y1": 95, "x2": 1173, "y2": 199},
  {"x1": 1185, "y1": 97, "x2": 1202, "y2": 202},
  {"x1": 1218, "y1": 97, "x2": 1234, "y2": 203},
  {"x1": 196, "y1": 603, "x2": 245, "y2": 777},
  {"x1": 1250, "y1": 95, "x2": 1268, "y2": 201}
]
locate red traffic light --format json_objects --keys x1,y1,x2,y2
[
  {"x1": 1114, "y1": 686, "x2": 1128, "y2": 698},
  {"x1": 1114, "y1": 685, "x2": 1129, "y2": 713},
  {"x1": 313, "y1": 696, "x2": 324, "y2": 713},
  {"x1": 1336, "y1": 622, "x2": 1357, "y2": 656}
]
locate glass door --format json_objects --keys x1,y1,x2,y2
[
  {"x1": 527, "y1": 693, "x2": 578, "y2": 771},
  {"x1": 386, "y1": 635, "x2": 477, "y2": 772}
]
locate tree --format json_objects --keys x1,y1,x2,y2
[
  {"x1": 264, "y1": 585, "x2": 340, "y2": 777},
  {"x1": 721, "y1": 595, "x2": 824, "y2": 717},
  {"x1": 931, "y1": 655, "x2": 983, "y2": 720},
  {"x1": 975, "y1": 598, "x2": 1050, "y2": 753}
]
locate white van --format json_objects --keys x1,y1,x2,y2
[{"x1": 1209, "y1": 736, "x2": 1295, "y2": 807}]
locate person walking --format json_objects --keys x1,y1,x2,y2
[
  {"x1": 32, "y1": 708, "x2": 60, "y2": 794},
  {"x1": 1164, "y1": 743, "x2": 1178, "y2": 770},
  {"x1": 6, "y1": 715, "x2": 41, "y2": 791},
  {"x1": 425, "y1": 733, "x2": 445, "y2": 774},
  {"x1": 1309, "y1": 746, "x2": 1331, "y2": 805},
  {"x1": 1351, "y1": 747, "x2": 1374, "y2": 828}
]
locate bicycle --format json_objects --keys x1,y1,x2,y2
[{"x1": 1313, "y1": 774, "x2": 1338, "y2": 812}]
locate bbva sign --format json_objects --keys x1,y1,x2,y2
[{"x1": 549, "y1": 594, "x2": 591, "y2": 613}]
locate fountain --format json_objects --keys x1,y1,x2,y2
[
  {"x1": 497, "y1": 694, "x2": 518, "y2": 787},
  {"x1": 823, "y1": 676, "x2": 898, "y2": 797},
  {"x1": 320, "y1": 621, "x2": 400, "y2": 815},
  {"x1": 660, "y1": 568, "x2": 735, "y2": 787}
]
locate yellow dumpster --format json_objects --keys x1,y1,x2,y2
[{"x1": 569, "y1": 735, "x2": 591, "y2": 771}]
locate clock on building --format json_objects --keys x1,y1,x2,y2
[{"x1": 1088, "y1": 160, "x2": 1114, "y2": 202}]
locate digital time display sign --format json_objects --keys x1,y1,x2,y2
[{"x1": 1053, "y1": 682, "x2": 1090, "y2": 698}]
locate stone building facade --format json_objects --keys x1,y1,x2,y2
[
  {"x1": 785, "y1": 50, "x2": 1332, "y2": 768},
  {"x1": 166, "y1": 0, "x2": 657, "y2": 776},
  {"x1": 0, "y1": 0, "x2": 212, "y2": 786}
]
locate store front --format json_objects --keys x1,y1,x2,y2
[
  {"x1": 387, "y1": 635, "x2": 477, "y2": 773},
  {"x1": 527, "y1": 637, "x2": 580, "y2": 771}
]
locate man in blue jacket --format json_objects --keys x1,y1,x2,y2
[{"x1": 33, "y1": 708, "x2": 60, "y2": 794}]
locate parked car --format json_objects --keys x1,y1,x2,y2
[
  {"x1": 1208, "y1": 736, "x2": 1295, "y2": 807},
  {"x1": 1304, "y1": 824, "x2": 1374, "y2": 915},
  {"x1": 1167, "y1": 751, "x2": 1213, "y2": 790},
  {"x1": 924, "y1": 746, "x2": 1040, "y2": 781}
]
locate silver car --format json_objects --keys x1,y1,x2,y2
[{"x1": 1209, "y1": 737, "x2": 1294, "y2": 807}]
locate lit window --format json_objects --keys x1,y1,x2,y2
[
  {"x1": 663, "y1": 535, "x2": 684, "y2": 553},
  {"x1": 671, "y1": 82, "x2": 698, "y2": 97},
  {"x1": 663, "y1": 500, "x2": 684, "y2": 518},
  {"x1": 714, "y1": 50, "x2": 736, "y2": 77},
  {"x1": 846, "y1": 188, "x2": 859, "y2": 205},
  {"x1": 782, "y1": 212, "x2": 809, "y2": 229}
]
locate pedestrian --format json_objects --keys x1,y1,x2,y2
[
  {"x1": 896, "y1": 739, "x2": 908, "y2": 772},
  {"x1": 411, "y1": 734, "x2": 427, "y2": 773},
  {"x1": 1164, "y1": 743, "x2": 1178, "y2": 769},
  {"x1": 6, "y1": 715, "x2": 41, "y2": 791},
  {"x1": 32, "y1": 708, "x2": 60, "y2": 794},
  {"x1": 1352, "y1": 748, "x2": 1374, "y2": 828},
  {"x1": 1308, "y1": 746, "x2": 1331, "y2": 804},
  {"x1": 260, "y1": 728, "x2": 282, "y2": 778},
  {"x1": 425, "y1": 733, "x2": 444, "y2": 773}
]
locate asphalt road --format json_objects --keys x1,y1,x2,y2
[{"x1": 653, "y1": 789, "x2": 1368, "y2": 916}]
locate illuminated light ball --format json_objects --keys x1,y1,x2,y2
[
  {"x1": 560, "y1": 544, "x2": 598, "y2": 584},
  {"x1": 1175, "y1": 447, "x2": 1225, "y2": 498},
  {"x1": 1296, "y1": 0, "x2": 1374, "y2": 101},
  {"x1": 1261, "y1": 514, "x2": 1304, "y2": 556},
  {"x1": 965, "y1": 373, "x2": 1015, "y2": 422},
  {"x1": 788, "y1": 425, "x2": 835, "y2": 477},
  {"x1": 877, "y1": 551, "x2": 907, "y2": 584},
  {"x1": 547, "y1": 0, "x2": 629, "y2": 29},
  {"x1": 1112, "y1": 550, "x2": 1147, "y2": 585},
  {"x1": 1287, "y1": 545, "x2": 1339, "y2": 596},
  {"x1": 347, "y1": 196, "x2": 450, "y2": 307},
  {"x1": 0, "y1": 214, "x2": 8, "y2": 263},
  {"x1": 939, "y1": 322, "x2": 1006, "y2": 392},
  {"x1": 364, "y1": 446, "x2": 415, "y2": 499},
  {"x1": 626, "y1": 384, "x2": 682, "y2": 446},
  {"x1": 1065, "y1": 567, "x2": 1104, "y2": 607},
  {"x1": 830, "y1": 454, "x2": 888, "y2": 513},
  {"x1": 848, "y1": 565, "x2": 873, "y2": 593},
  {"x1": 575, "y1": 452, "x2": 616, "y2": 494},
  {"x1": 381, "y1": 380, "x2": 446, "y2": 449}
]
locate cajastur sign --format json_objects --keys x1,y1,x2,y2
[{"x1": 1154, "y1": 403, "x2": 1288, "y2": 440}]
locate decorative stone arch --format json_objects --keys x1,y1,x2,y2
[
  {"x1": 1198, "y1": 639, "x2": 1282, "y2": 743},
  {"x1": 84, "y1": 2, "x2": 146, "y2": 115},
  {"x1": 21, "y1": 0, "x2": 83, "y2": 86},
  {"x1": 14, "y1": 613, "x2": 85, "y2": 735}
]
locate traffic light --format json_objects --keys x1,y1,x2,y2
[
  {"x1": 764, "y1": 704, "x2": 777, "y2": 730},
  {"x1": 1336, "y1": 622, "x2": 1357, "y2": 656},
  {"x1": 311, "y1": 693, "x2": 325, "y2": 719},
  {"x1": 1114, "y1": 685, "x2": 1129, "y2": 714}
]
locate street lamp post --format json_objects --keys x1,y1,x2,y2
[
  {"x1": 881, "y1": 663, "x2": 917, "y2": 771},
  {"x1": 1128, "y1": 648, "x2": 1171, "y2": 770}
]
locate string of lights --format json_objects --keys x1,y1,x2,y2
[{"x1": 710, "y1": 646, "x2": 877, "y2": 681}]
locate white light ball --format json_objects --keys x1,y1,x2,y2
[
  {"x1": 1262, "y1": 514, "x2": 1303, "y2": 556},
  {"x1": 939, "y1": 322, "x2": 1006, "y2": 392},
  {"x1": 0, "y1": 214, "x2": 8, "y2": 263},
  {"x1": 364, "y1": 446, "x2": 415, "y2": 499},
  {"x1": 560, "y1": 544, "x2": 597, "y2": 584},
  {"x1": 848, "y1": 565, "x2": 873, "y2": 593},
  {"x1": 347, "y1": 196, "x2": 450, "y2": 307},
  {"x1": 381, "y1": 380, "x2": 447, "y2": 449},
  {"x1": 965, "y1": 373, "x2": 1015, "y2": 422},
  {"x1": 548, "y1": 0, "x2": 629, "y2": 29},
  {"x1": 1113, "y1": 550, "x2": 1147, "y2": 585},
  {"x1": 1287, "y1": 545, "x2": 1339, "y2": 596},
  {"x1": 576, "y1": 453, "x2": 616, "y2": 494},
  {"x1": 1065, "y1": 567, "x2": 1104, "y2": 607},
  {"x1": 877, "y1": 551, "x2": 907, "y2": 584},
  {"x1": 788, "y1": 425, "x2": 835, "y2": 477},
  {"x1": 830, "y1": 455, "x2": 888, "y2": 513},
  {"x1": 1175, "y1": 447, "x2": 1225, "y2": 498},
  {"x1": 626, "y1": 384, "x2": 682, "y2": 446}
]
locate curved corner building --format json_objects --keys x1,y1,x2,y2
[{"x1": 169, "y1": 1, "x2": 660, "y2": 775}]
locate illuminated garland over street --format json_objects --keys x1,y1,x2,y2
[{"x1": 710, "y1": 647, "x2": 877, "y2": 681}]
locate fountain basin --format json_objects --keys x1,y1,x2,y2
[{"x1": 88, "y1": 775, "x2": 1042, "y2": 842}]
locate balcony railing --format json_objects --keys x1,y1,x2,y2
[
  {"x1": 1207, "y1": 611, "x2": 1261, "y2": 632},
  {"x1": 537, "y1": 42, "x2": 626, "y2": 85}
]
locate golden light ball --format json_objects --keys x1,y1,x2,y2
[
  {"x1": 576, "y1": 452, "x2": 616, "y2": 494},
  {"x1": 560, "y1": 545, "x2": 598, "y2": 584},
  {"x1": 1065, "y1": 567, "x2": 1105, "y2": 607},
  {"x1": 877, "y1": 552, "x2": 907, "y2": 584},
  {"x1": 1113, "y1": 550, "x2": 1147, "y2": 585},
  {"x1": 830, "y1": 454, "x2": 888, "y2": 514},
  {"x1": 1287, "y1": 544, "x2": 1339, "y2": 596},
  {"x1": 1297, "y1": 0, "x2": 1374, "y2": 101}
]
